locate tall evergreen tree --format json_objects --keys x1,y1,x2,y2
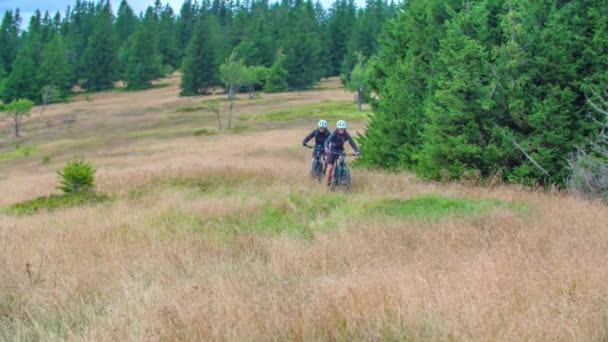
[
  {"x1": 282, "y1": 1, "x2": 323, "y2": 89},
  {"x1": 115, "y1": 0, "x2": 138, "y2": 43},
  {"x1": 38, "y1": 34, "x2": 73, "y2": 99},
  {"x1": 180, "y1": 13, "x2": 220, "y2": 95},
  {"x1": 64, "y1": 0, "x2": 98, "y2": 82},
  {"x1": 359, "y1": 0, "x2": 463, "y2": 169},
  {"x1": 0, "y1": 9, "x2": 21, "y2": 73},
  {"x1": 125, "y1": 8, "x2": 163, "y2": 89},
  {"x1": 158, "y1": 4, "x2": 180, "y2": 69},
  {"x1": 418, "y1": 4, "x2": 497, "y2": 180},
  {"x1": 4, "y1": 39, "x2": 38, "y2": 102},
  {"x1": 176, "y1": 0, "x2": 199, "y2": 62},
  {"x1": 0, "y1": 63, "x2": 6, "y2": 100},
  {"x1": 81, "y1": 3, "x2": 118, "y2": 91},
  {"x1": 264, "y1": 49, "x2": 288, "y2": 92},
  {"x1": 326, "y1": 0, "x2": 356, "y2": 75}
]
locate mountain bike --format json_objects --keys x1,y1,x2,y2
[
  {"x1": 330, "y1": 151, "x2": 358, "y2": 192},
  {"x1": 304, "y1": 144, "x2": 326, "y2": 179}
]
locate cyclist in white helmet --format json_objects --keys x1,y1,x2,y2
[
  {"x1": 324, "y1": 120, "x2": 359, "y2": 186},
  {"x1": 302, "y1": 119, "x2": 331, "y2": 158}
]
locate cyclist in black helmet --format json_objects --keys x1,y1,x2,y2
[{"x1": 302, "y1": 119, "x2": 331, "y2": 157}]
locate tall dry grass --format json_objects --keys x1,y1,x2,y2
[{"x1": 2, "y1": 78, "x2": 608, "y2": 340}]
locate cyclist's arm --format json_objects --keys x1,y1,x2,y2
[
  {"x1": 325, "y1": 131, "x2": 336, "y2": 151},
  {"x1": 347, "y1": 133, "x2": 359, "y2": 153},
  {"x1": 302, "y1": 130, "x2": 316, "y2": 145}
]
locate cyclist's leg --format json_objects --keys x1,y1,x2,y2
[{"x1": 325, "y1": 152, "x2": 336, "y2": 186}]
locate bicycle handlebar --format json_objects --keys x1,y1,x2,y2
[
  {"x1": 303, "y1": 144, "x2": 325, "y2": 150},
  {"x1": 330, "y1": 151, "x2": 359, "y2": 157}
]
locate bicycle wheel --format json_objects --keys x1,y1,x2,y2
[
  {"x1": 315, "y1": 158, "x2": 324, "y2": 179},
  {"x1": 330, "y1": 166, "x2": 341, "y2": 191},
  {"x1": 310, "y1": 158, "x2": 321, "y2": 178},
  {"x1": 339, "y1": 167, "x2": 351, "y2": 191}
]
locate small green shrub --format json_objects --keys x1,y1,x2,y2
[
  {"x1": 57, "y1": 159, "x2": 96, "y2": 194},
  {"x1": 42, "y1": 155, "x2": 51, "y2": 164}
]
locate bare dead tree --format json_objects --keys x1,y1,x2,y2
[
  {"x1": 206, "y1": 101, "x2": 222, "y2": 131},
  {"x1": 40, "y1": 85, "x2": 58, "y2": 116},
  {"x1": 567, "y1": 86, "x2": 608, "y2": 199}
]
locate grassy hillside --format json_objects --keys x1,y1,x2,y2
[{"x1": 1, "y1": 76, "x2": 607, "y2": 340}]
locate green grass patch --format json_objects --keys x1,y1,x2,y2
[
  {"x1": 252, "y1": 206, "x2": 309, "y2": 236},
  {"x1": 150, "y1": 205, "x2": 310, "y2": 239},
  {"x1": 363, "y1": 194, "x2": 525, "y2": 221},
  {"x1": 240, "y1": 100, "x2": 367, "y2": 122},
  {"x1": 2, "y1": 192, "x2": 110, "y2": 215},
  {"x1": 288, "y1": 191, "x2": 344, "y2": 220},
  {"x1": 0, "y1": 145, "x2": 38, "y2": 162}
]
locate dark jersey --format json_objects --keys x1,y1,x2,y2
[
  {"x1": 303, "y1": 128, "x2": 331, "y2": 148},
  {"x1": 325, "y1": 129, "x2": 359, "y2": 153}
]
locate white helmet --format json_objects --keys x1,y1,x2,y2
[
  {"x1": 336, "y1": 120, "x2": 347, "y2": 129},
  {"x1": 318, "y1": 119, "x2": 328, "y2": 128}
]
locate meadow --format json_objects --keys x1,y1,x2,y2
[{"x1": 1, "y1": 76, "x2": 607, "y2": 340}]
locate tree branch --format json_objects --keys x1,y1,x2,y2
[{"x1": 509, "y1": 135, "x2": 551, "y2": 177}]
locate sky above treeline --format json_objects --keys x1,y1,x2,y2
[{"x1": 0, "y1": 0, "x2": 361, "y2": 29}]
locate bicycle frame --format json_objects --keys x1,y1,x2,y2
[
  {"x1": 330, "y1": 151, "x2": 357, "y2": 191},
  {"x1": 305, "y1": 145, "x2": 326, "y2": 179}
]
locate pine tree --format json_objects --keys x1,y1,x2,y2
[
  {"x1": 4, "y1": 39, "x2": 38, "y2": 102},
  {"x1": 418, "y1": 4, "x2": 497, "y2": 180},
  {"x1": 26, "y1": 10, "x2": 45, "y2": 68},
  {"x1": 0, "y1": 10, "x2": 21, "y2": 73},
  {"x1": 38, "y1": 34, "x2": 73, "y2": 99},
  {"x1": 180, "y1": 13, "x2": 220, "y2": 95},
  {"x1": 64, "y1": 0, "x2": 97, "y2": 83},
  {"x1": 176, "y1": 0, "x2": 198, "y2": 63},
  {"x1": 125, "y1": 8, "x2": 163, "y2": 89},
  {"x1": 313, "y1": 0, "x2": 332, "y2": 77},
  {"x1": 0, "y1": 63, "x2": 6, "y2": 101},
  {"x1": 358, "y1": 0, "x2": 463, "y2": 169},
  {"x1": 264, "y1": 49, "x2": 288, "y2": 92},
  {"x1": 115, "y1": 0, "x2": 138, "y2": 44},
  {"x1": 508, "y1": 1, "x2": 591, "y2": 184},
  {"x1": 282, "y1": 2, "x2": 323, "y2": 89},
  {"x1": 81, "y1": 4, "x2": 118, "y2": 91},
  {"x1": 326, "y1": 0, "x2": 357, "y2": 76},
  {"x1": 158, "y1": 4, "x2": 180, "y2": 69}
]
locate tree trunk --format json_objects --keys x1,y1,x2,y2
[
  {"x1": 357, "y1": 88, "x2": 362, "y2": 111},
  {"x1": 216, "y1": 112, "x2": 222, "y2": 131},
  {"x1": 249, "y1": 84, "x2": 254, "y2": 99},
  {"x1": 13, "y1": 115, "x2": 21, "y2": 137},
  {"x1": 228, "y1": 100, "x2": 233, "y2": 129},
  {"x1": 228, "y1": 85, "x2": 235, "y2": 101}
]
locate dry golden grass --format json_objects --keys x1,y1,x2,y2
[{"x1": 1, "y1": 77, "x2": 608, "y2": 340}]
